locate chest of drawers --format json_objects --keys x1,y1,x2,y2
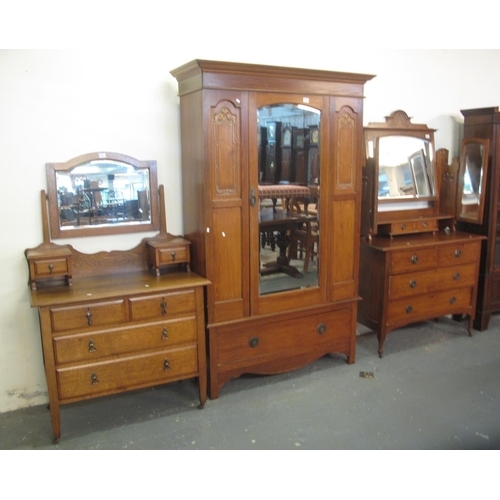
[
  {"x1": 358, "y1": 232, "x2": 485, "y2": 357},
  {"x1": 30, "y1": 271, "x2": 209, "y2": 443}
]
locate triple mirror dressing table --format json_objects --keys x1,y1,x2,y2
[
  {"x1": 358, "y1": 111, "x2": 486, "y2": 357},
  {"x1": 25, "y1": 152, "x2": 209, "y2": 443}
]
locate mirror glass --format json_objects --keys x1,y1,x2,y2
[
  {"x1": 47, "y1": 152, "x2": 159, "y2": 238},
  {"x1": 377, "y1": 136, "x2": 434, "y2": 199},
  {"x1": 257, "y1": 103, "x2": 320, "y2": 296},
  {"x1": 458, "y1": 138, "x2": 489, "y2": 224}
]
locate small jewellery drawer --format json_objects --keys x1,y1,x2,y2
[
  {"x1": 388, "y1": 263, "x2": 478, "y2": 300},
  {"x1": 383, "y1": 219, "x2": 437, "y2": 236},
  {"x1": 53, "y1": 317, "x2": 198, "y2": 365},
  {"x1": 129, "y1": 290, "x2": 196, "y2": 321},
  {"x1": 33, "y1": 258, "x2": 69, "y2": 278},
  {"x1": 56, "y1": 345, "x2": 198, "y2": 400},
  {"x1": 437, "y1": 241, "x2": 481, "y2": 265},
  {"x1": 390, "y1": 247, "x2": 437, "y2": 274},
  {"x1": 215, "y1": 307, "x2": 353, "y2": 365},
  {"x1": 386, "y1": 287, "x2": 472, "y2": 326},
  {"x1": 50, "y1": 300, "x2": 126, "y2": 333},
  {"x1": 158, "y1": 246, "x2": 190, "y2": 265}
]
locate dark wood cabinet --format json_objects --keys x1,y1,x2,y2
[
  {"x1": 171, "y1": 60, "x2": 374, "y2": 398},
  {"x1": 458, "y1": 107, "x2": 500, "y2": 330}
]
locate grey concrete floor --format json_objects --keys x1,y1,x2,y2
[{"x1": 2, "y1": 314, "x2": 500, "y2": 450}]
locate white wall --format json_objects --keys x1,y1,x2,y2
[{"x1": 1, "y1": 43, "x2": 500, "y2": 413}]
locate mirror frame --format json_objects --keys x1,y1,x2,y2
[
  {"x1": 46, "y1": 151, "x2": 159, "y2": 239},
  {"x1": 456, "y1": 138, "x2": 490, "y2": 225},
  {"x1": 365, "y1": 110, "x2": 437, "y2": 209}
]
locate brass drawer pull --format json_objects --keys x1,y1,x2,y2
[
  {"x1": 171, "y1": 252, "x2": 177, "y2": 262},
  {"x1": 317, "y1": 323, "x2": 327, "y2": 334},
  {"x1": 455, "y1": 249, "x2": 462, "y2": 258},
  {"x1": 249, "y1": 336, "x2": 259, "y2": 348},
  {"x1": 162, "y1": 328, "x2": 168, "y2": 340},
  {"x1": 411, "y1": 255, "x2": 418, "y2": 264},
  {"x1": 48, "y1": 264, "x2": 54, "y2": 274},
  {"x1": 88, "y1": 340, "x2": 96, "y2": 353},
  {"x1": 410, "y1": 280, "x2": 417, "y2": 288},
  {"x1": 406, "y1": 305, "x2": 413, "y2": 314},
  {"x1": 453, "y1": 272, "x2": 460, "y2": 281},
  {"x1": 422, "y1": 221, "x2": 429, "y2": 227},
  {"x1": 91, "y1": 372, "x2": 99, "y2": 385},
  {"x1": 450, "y1": 296, "x2": 457, "y2": 304},
  {"x1": 86, "y1": 310, "x2": 92, "y2": 326},
  {"x1": 164, "y1": 359, "x2": 170, "y2": 371},
  {"x1": 401, "y1": 224, "x2": 406, "y2": 230},
  {"x1": 160, "y1": 299, "x2": 167, "y2": 316}
]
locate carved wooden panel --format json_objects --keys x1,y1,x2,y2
[
  {"x1": 335, "y1": 107, "x2": 357, "y2": 193},
  {"x1": 211, "y1": 101, "x2": 241, "y2": 200}
]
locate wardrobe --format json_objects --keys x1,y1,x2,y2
[{"x1": 171, "y1": 60, "x2": 374, "y2": 398}]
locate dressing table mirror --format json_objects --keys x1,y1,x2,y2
[
  {"x1": 358, "y1": 110, "x2": 485, "y2": 358},
  {"x1": 46, "y1": 151, "x2": 159, "y2": 238}
]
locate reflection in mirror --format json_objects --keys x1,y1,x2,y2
[
  {"x1": 256, "y1": 103, "x2": 320, "y2": 295},
  {"x1": 377, "y1": 136, "x2": 434, "y2": 199},
  {"x1": 458, "y1": 138, "x2": 490, "y2": 224},
  {"x1": 46, "y1": 152, "x2": 159, "y2": 238}
]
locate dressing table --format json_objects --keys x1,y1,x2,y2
[
  {"x1": 25, "y1": 152, "x2": 209, "y2": 443},
  {"x1": 358, "y1": 111, "x2": 486, "y2": 357}
]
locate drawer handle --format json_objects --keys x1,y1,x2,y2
[
  {"x1": 160, "y1": 300, "x2": 167, "y2": 316},
  {"x1": 455, "y1": 249, "x2": 462, "y2": 258},
  {"x1": 162, "y1": 328, "x2": 169, "y2": 340},
  {"x1": 423, "y1": 221, "x2": 429, "y2": 227},
  {"x1": 450, "y1": 296, "x2": 457, "y2": 305},
  {"x1": 411, "y1": 255, "x2": 418, "y2": 264},
  {"x1": 171, "y1": 252, "x2": 177, "y2": 262},
  {"x1": 48, "y1": 264, "x2": 54, "y2": 274},
  {"x1": 249, "y1": 336, "x2": 259, "y2": 348},
  {"x1": 453, "y1": 272, "x2": 460, "y2": 281},
  {"x1": 406, "y1": 305, "x2": 413, "y2": 314},
  {"x1": 317, "y1": 323, "x2": 327, "y2": 334},
  {"x1": 91, "y1": 372, "x2": 99, "y2": 385},
  {"x1": 409, "y1": 280, "x2": 417, "y2": 289},
  {"x1": 86, "y1": 310, "x2": 92, "y2": 326},
  {"x1": 164, "y1": 359, "x2": 170, "y2": 371},
  {"x1": 401, "y1": 224, "x2": 406, "y2": 230},
  {"x1": 88, "y1": 340, "x2": 96, "y2": 353}
]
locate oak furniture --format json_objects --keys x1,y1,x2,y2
[
  {"x1": 455, "y1": 107, "x2": 500, "y2": 330},
  {"x1": 26, "y1": 153, "x2": 209, "y2": 443},
  {"x1": 171, "y1": 60, "x2": 374, "y2": 398},
  {"x1": 358, "y1": 111, "x2": 485, "y2": 357}
]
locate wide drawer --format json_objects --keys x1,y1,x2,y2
[
  {"x1": 389, "y1": 263, "x2": 478, "y2": 299},
  {"x1": 386, "y1": 287, "x2": 472, "y2": 326},
  {"x1": 56, "y1": 345, "x2": 198, "y2": 400},
  {"x1": 215, "y1": 307, "x2": 353, "y2": 366},
  {"x1": 50, "y1": 300, "x2": 127, "y2": 332},
  {"x1": 128, "y1": 290, "x2": 196, "y2": 321},
  {"x1": 53, "y1": 316, "x2": 198, "y2": 365},
  {"x1": 390, "y1": 247, "x2": 437, "y2": 274},
  {"x1": 437, "y1": 240, "x2": 480, "y2": 265}
]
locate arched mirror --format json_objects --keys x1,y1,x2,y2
[
  {"x1": 46, "y1": 152, "x2": 159, "y2": 238},
  {"x1": 257, "y1": 103, "x2": 320, "y2": 296},
  {"x1": 457, "y1": 138, "x2": 490, "y2": 224}
]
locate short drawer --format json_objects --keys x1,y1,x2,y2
[
  {"x1": 437, "y1": 241, "x2": 480, "y2": 265},
  {"x1": 390, "y1": 247, "x2": 437, "y2": 274},
  {"x1": 386, "y1": 287, "x2": 472, "y2": 326},
  {"x1": 34, "y1": 258, "x2": 69, "y2": 277},
  {"x1": 215, "y1": 307, "x2": 353, "y2": 365},
  {"x1": 56, "y1": 345, "x2": 198, "y2": 400},
  {"x1": 158, "y1": 246, "x2": 190, "y2": 265},
  {"x1": 53, "y1": 316, "x2": 198, "y2": 365},
  {"x1": 128, "y1": 290, "x2": 196, "y2": 321},
  {"x1": 50, "y1": 300, "x2": 126, "y2": 333}
]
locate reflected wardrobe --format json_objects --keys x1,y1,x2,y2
[{"x1": 171, "y1": 60, "x2": 374, "y2": 398}]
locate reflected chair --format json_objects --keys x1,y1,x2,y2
[{"x1": 288, "y1": 219, "x2": 318, "y2": 272}]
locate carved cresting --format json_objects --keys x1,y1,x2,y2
[
  {"x1": 213, "y1": 104, "x2": 240, "y2": 197},
  {"x1": 336, "y1": 110, "x2": 356, "y2": 190}
]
